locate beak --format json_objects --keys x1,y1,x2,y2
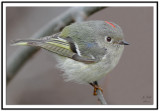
[{"x1": 119, "y1": 40, "x2": 129, "y2": 45}]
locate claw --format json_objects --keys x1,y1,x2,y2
[
  {"x1": 93, "y1": 85, "x2": 103, "y2": 96},
  {"x1": 90, "y1": 82, "x2": 103, "y2": 96}
]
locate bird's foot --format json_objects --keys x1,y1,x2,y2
[
  {"x1": 93, "y1": 85, "x2": 103, "y2": 96},
  {"x1": 90, "y1": 81, "x2": 103, "y2": 96}
]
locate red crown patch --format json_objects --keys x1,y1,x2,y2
[{"x1": 105, "y1": 21, "x2": 116, "y2": 28}]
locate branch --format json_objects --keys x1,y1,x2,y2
[
  {"x1": 7, "y1": 7, "x2": 106, "y2": 84},
  {"x1": 97, "y1": 89, "x2": 107, "y2": 105}
]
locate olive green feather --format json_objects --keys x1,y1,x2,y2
[{"x1": 12, "y1": 34, "x2": 75, "y2": 58}]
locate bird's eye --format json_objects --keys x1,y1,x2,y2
[{"x1": 107, "y1": 37, "x2": 112, "y2": 42}]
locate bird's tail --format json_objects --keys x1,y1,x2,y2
[{"x1": 11, "y1": 39, "x2": 43, "y2": 47}]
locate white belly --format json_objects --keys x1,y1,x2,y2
[{"x1": 56, "y1": 52, "x2": 123, "y2": 84}]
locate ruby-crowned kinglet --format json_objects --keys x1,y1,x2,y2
[{"x1": 13, "y1": 20, "x2": 129, "y2": 95}]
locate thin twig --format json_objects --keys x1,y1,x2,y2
[
  {"x1": 97, "y1": 89, "x2": 107, "y2": 105},
  {"x1": 7, "y1": 7, "x2": 106, "y2": 84}
]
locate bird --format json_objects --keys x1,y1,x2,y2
[{"x1": 12, "y1": 20, "x2": 129, "y2": 95}]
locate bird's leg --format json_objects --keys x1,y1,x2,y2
[{"x1": 89, "y1": 81, "x2": 103, "y2": 96}]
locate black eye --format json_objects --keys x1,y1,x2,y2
[{"x1": 107, "y1": 37, "x2": 111, "y2": 42}]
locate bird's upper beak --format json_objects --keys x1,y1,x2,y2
[{"x1": 119, "y1": 40, "x2": 129, "y2": 45}]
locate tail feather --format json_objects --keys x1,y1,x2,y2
[{"x1": 11, "y1": 39, "x2": 42, "y2": 46}]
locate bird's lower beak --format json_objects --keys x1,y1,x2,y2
[{"x1": 119, "y1": 40, "x2": 129, "y2": 45}]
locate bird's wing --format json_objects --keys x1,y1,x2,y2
[
  {"x1": 12, "y1": 34, "x2": 98, "y2": 63},
  {"x1": 43, "y1": 35, "x2": 98, "y2": 63},
  {"x1": 64, "y1": 36, "x2": 101, "y2": 63}
]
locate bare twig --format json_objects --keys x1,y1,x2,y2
[{"x1": 97, "y1": 89, "x2": 107, "y2": 105}]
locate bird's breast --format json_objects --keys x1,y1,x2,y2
[{"x1": 55, "y1": 46, "x2": 124, "y2": 84}]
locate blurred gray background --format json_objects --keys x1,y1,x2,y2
[{"x1": 6, "y1": 7, "x2": 153, "y2": 105}]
